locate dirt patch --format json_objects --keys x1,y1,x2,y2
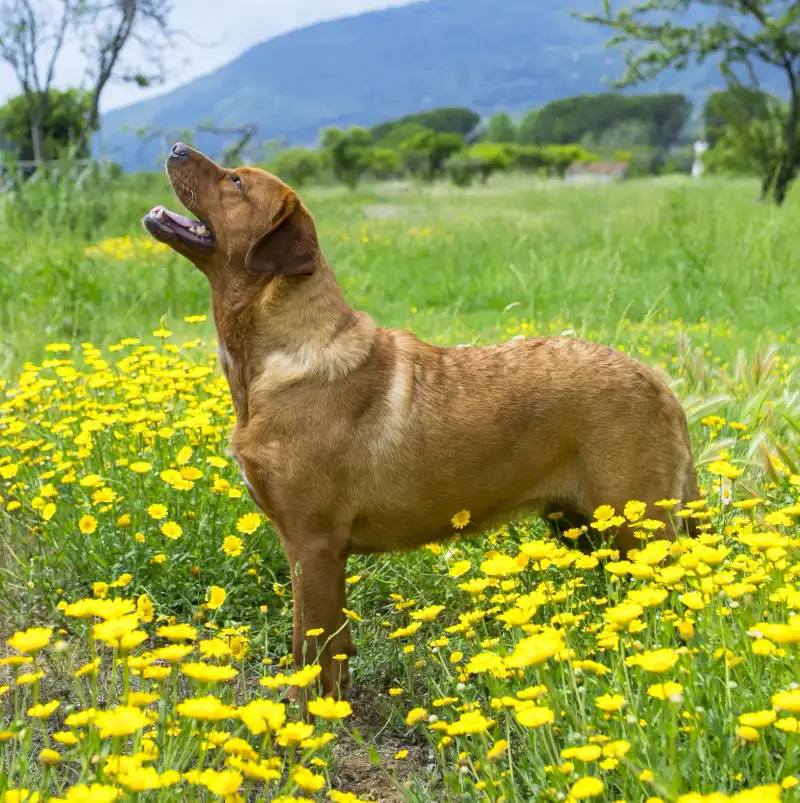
[{"x1": 330, "y1": 689, "x2": 435, "y2": 802}]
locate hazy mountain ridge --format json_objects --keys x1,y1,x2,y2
[{"x1": 100, "y1": 0, "x2": 782, "y2": 170}]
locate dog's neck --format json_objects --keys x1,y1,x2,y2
[{"x1": 211, "y1": 255, "x2": 375, "y2": 422}]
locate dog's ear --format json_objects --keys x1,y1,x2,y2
[{"x1": 245, "y1": 193, "x2": 318, "y2": 277}]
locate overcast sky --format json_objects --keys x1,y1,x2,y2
[{"x1": 0, "y1": 0, "x2": 419, "y2": 111}]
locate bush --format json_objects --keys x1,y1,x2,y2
[{"x1": 269, "y1": 148, "x2": 326, "y2": 187}]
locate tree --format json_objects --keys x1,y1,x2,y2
[
  {"x1": 0, "y1": 0, "x2": 174, "y2": 162},
  {"x1": 485, "y1": 112, "x2": 517, "y2": 143},
  {"x1": 372, "y1": 107, "x2": 480, "y2": 142},
  {"x1": 516, "y1": 92, "x2": 690, "y2": 151},
  {"x1": 320, "y1": 126, "x2": 373, "y2": 188},
  {"x1": 0, "y1": 0, "x2": 73, "y2": 161},
  {"x1": 0, "y1": 88, "x2": 93, "y2": 160},
  {"x1": 580, "y1": 1, "x2": 800, "y2": 205},
  {"x1": 270, "y1": 148, "x2": 326, "y2": 187},
  {"x1": 400, "y1": 130, "x2": 465, "y2": 181},
  {"x1": 704, "y1": 86, "x2": 774, "y2": 145}
]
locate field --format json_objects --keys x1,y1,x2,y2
[{"x1": 1, "y1": 171, "x2": 799, "y2": 802}]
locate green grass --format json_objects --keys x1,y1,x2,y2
[
  {"x1": 1, "y1": 174, "x2": 799, "y2": 370},
  {"x1": 1, "y1": 173, "x2": 800, "y2": 803}
]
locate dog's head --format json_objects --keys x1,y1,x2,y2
[{"x1": 143, "y1": 143, "x2": 318, "y2": 285}]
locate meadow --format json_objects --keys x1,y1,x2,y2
[{"x1": 0, "y1": 169, "x2": 799, "y2": 802}]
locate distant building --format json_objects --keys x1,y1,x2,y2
[{"x1": 563, "y1": 161, "x2": 629, "y2": 185}]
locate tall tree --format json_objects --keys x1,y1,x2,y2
[
  {"x1": 485, "y1": 112, "x2": 517, "y2": 143},
  {"x1": 0, "y1": 0, "x2": 74, "y2": 161},
  {"x1": 75, "y1": 0, "x2": 174, "y2": 152},
  {"x1": 0, "y1": 88, "x2": 94, "y2": 160},
  {"x1": 580, "y1": 1, "x2": 800, "y2": 204},
  {"x1": 0, "y1": 0, "x2": 174, "y2": 162}
]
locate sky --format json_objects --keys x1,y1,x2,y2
[{"x1": 0, "y1": 0, "x2": 419, "y2": 111}]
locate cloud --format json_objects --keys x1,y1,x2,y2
[{"x1": 0, "y1": 0, "x2": 419, "y2": 111}]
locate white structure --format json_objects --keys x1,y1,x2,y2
[{"x1": 692, "y1": 140, "x2": 709, "y2": 179}]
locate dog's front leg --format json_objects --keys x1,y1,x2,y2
[{"x1": 285, "y1": 533, "x2": 352, "y2": 702}]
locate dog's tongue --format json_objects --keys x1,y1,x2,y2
[{"x1": 163, "y1": 208, "x2": 196, "y2": 228}]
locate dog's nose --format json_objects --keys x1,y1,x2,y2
[{"x1": 170, "y1": 142, "x2": 190, "y2": 161}]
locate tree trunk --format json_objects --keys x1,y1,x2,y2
[
  {"x1": 773, "y1": 81, "x2": 800, "y2": 205},
  {"x1": 28, "y1": 100, "x2": 47, "y2": 164}
]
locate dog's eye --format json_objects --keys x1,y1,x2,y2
[{"x1": 229, "y1": 174, "x2": 242, "y2": 188}]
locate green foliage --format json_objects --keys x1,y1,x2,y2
[
  {"x1": 0, "y1": 89, "x2": 94, "y2": 160},
  {"x1": 320, "y1": 126, "x2": 373, "y2": 188},
  {"x1": 580, "y1": 0, "x2": 800, "y2": 204},
  {"x1": 372, "y1": 107, "x2": 480, "y2": 143},
  {"x1": 484, "y1": 112, "x2": 517, "y2": 143},
  {"x1": 400, "y1": 130, "x2": 466, "y2": 181},
  {"x1": 446, "y1": 143, "x2": 513, "y2": 186},
  {"x1": 704, "y1": 87, "x2": 775, "y2": 146},
  {"x1": 518, "y1": 93, "x2": 691, "y2": 151},
  {"x1": 373, "y1": 121, "x2": 429, "y2": 150},
  {"x1": 269, "y1": 147, "x2": 327, "y2": 187},
  {"x1": 364, "y1": 146, "x2": 402, "y2": 179}
]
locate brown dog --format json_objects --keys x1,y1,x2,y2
[{"x1": 143, "y1": 143, "x2": 701, "y2": 699}]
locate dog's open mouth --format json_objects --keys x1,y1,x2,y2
[{"x1": 143, "y1": 205, "x2": 214, "y2": 251}]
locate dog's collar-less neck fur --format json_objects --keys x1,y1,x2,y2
[{"x1": 213, "y1": 254, "x2": 375, "y2": 422}]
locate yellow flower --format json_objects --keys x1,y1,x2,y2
[
  {"x1": 451, "y1": 510, "x2": 471, "y2": 529},
  {"x1": 147, "y1": 504, "x2": 168, "y2": 520},
  {"x1": 285, "y1": 664, "x2": 322, "y2": 688},
  {"x1": 739, "y1": 710, "x2": 777, "y2": 728},
  {"x1": 406, "y1": 707, "x2": 427, "y2": 726},
  {"x1": 177, "y1": 696, "x2": 237, "y2": 721},
  {"x1": 7, "y1": 627, "x2": 52, "y2": 654},
  {"x1": 595, "y1": 693, "x2": 626, "y2": 712},
  {"x1": 276, "y1": 721, "x2": 315, "y2": 746},
  {"x1": 222, "y1": 535, "x2": 244, "y2": 557},
  {"x1": 236, "y1": 512, "x2": 262, "y2": 534},
  {"x1": 480, "y1": 553, "x2": 528, "y2": 577},
  {"x1": 92, "y1": 706, "x2": 150, "y2": 738},
  {"x1": 505, "y1": 632, "x2": 564, "y2": 669},
  {"x1": 515, "y1": 706, "x2": 554, "y2": 728},
  {"x1": 308, "y1": 697, "x2": 353, "y2": 720},
  {"x1": 329, "y1": 793, "x2": 373, "y2": 803},
  {"x1": 292, "y1": 765, "x2": 325, "y2": 793},
  {"x1": 129, "y1": 461, "x2": 152, "y2": 474},
  {"x1": 604, "y1": 602, "x2": 643, "y2": 625},
  {"x1": 647, "y1": 682, "x2": 684, "y2": 701},
  {"x1": 37, "y1": 749, "x2": 61, "y2": 766},
  {"x1": 17, "y1": 671, "x2": 45, "y2": 686},
  {"x1": 737, "y1": 725, "x2": 760, "y2": 742},
  {"x1": 206, "y1": 585, "x2": 226, "y2": 610},
  {"x1": 137, "y1": 594, "x2": 154, "y2": 623},
  {"x1": 410, "y1": 604, "x2": 445, "y2": 622},
  {"x1": 28, "y1": 700, "x2": 60, "y2": 718},
  {"x1": 388, "y1": 622, "x2": 422, "y2": 639},
  {"x1": 625, "y1": 648, "x2": 679, "y2": 673},
  {"x1": 160, "y1": 521, "x2": 183, "y2": 540},
  {"x1": 78, "y1": 515, "x2": 97, "y2": 534},
  {"x1": 394, "y1": 749, "x2": 408, "y2": 759},
  {"x1": 561, "y1": 745, "x2": 602, "y2": 762},
  {"x1": 238, "y1": 699, "x2": 286, "y2": 734},
  {"x1": 448, "y1": 560, "x2": 471, "y2": 577},
  {"x1": 154, "y1": 625, "x2": 195, "y2": 645},
  {"x1": 198, "y1": 769, "x2": 242, "y2": 797},
  {"x1": 446, "y1": 711, "x2": 494, "y2": 735},
  {"x1": 570, "y1": 777, "x2": 605, "y2": 799},
  {"x1": 772, "y1": 689, "x2": 800, "y2": 713},
  {"x1": 180, "y1": 663, "x2": 239, "y2": 684}
]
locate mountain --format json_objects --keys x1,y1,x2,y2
[{"x1": 99, "y1": 0, "x2": 780, "y2": 170}]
